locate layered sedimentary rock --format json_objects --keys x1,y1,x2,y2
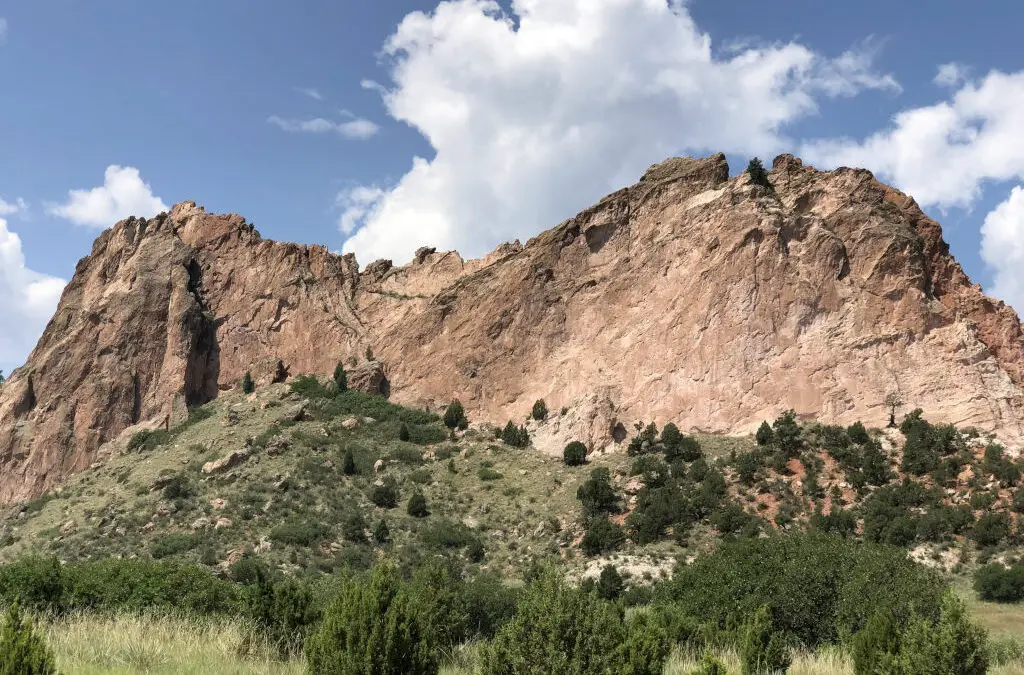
[{"x1": 1, "y1": 154, "x2": 1023, "y2": 500}]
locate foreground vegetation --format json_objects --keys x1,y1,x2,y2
[{"x1": 2, "y1": 365, "x2": 1024, "y2": 672}]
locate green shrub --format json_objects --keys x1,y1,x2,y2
[
  {"x1": 306, "y1": 564, "x2": 437, "y2": 674},
  {"x1": 333, "y1": 363, "x2": 348, "y2": 392},
  {"x1": 247, "y1": 569, "x2": 320, "y2": 659},
  {"x1": 289, "y1": 375, "x2": 332, "y2": 400},
  {"x1": 342, "y1": 449, "x2": 357, "y2": 476},
  {"x1": 443, "y1": 400, "x2": 468, "y2": 430},
  {"x1": 852, "y1": 593, "x2": 988, "y2": 675},
  {"x1": 975, "y1": 563, "x2": 1024, "y2": 603},
  {"x1": 0, "y1": 602, "x2": 57, "y2": 674},
  {"x1": 501, "y1": 421, "x2": 530, "y2": 447},
  {"x1": 664, "y1": 533, "x2": 946, "y2": 648},
  {"x1": 0, "y1": 556, "x2": 64, "y2": 614},
  {"x1": 581, "y1": 518, "x2": 625, "y2": 556},
  {"x1": 150, "y1": 532, "x2": 199, "y2": 559},
  {"x1": 477, "y1": 466, "x2": 503, "y2": 481},
  {"x1": 755, "y1": 421, "x2": 774, "y2": 447},
  {"x1": 735, "y1": 451, "x2": 762, "y2": 485},
  {"x1": 531, "y1": 399, "x2": 548, "y2": 421},
  {"x1": 577, "y1": 467, "x2": 619, "y2": 517},
  {"x1": 342, "y1": 512, "x2": 368, "y2": 543},
  {"x1": 127, "y1": 428, "x2": 171, "y2": 453},
  {"x1": 420, "y1": 520, "x2": 479, "y2": 552},
  {"x1": 398, "y1": 423, "x2": 411, "y2": 442},
  {"x1": 690, "y1": 653, "x2": 729, "y2": 675},
  {"x1": 563, "y1": 441, "x2": 587, "y2": 466},
  {"x1": 740, "y1": 605, "x2": 791, "y2": 674},
  {"x1": 270, "y1": 520, "x2": 330, "y2": 547},
  {"x1": 772, "y1": 410, "x2": 802, "y2": 458},
  {"x1": 407, "y1": 492, "x2": 429, "y2": 518},
  {"x1": 482, "y1": 569, "x2": 670, "y2": 675},
  {"x1": 747, "y1": 158, "x2": 772, "y2": 190},
  {"x1": 369, "y1": 478, "x2": 400, "y2": 509},
  {"x1": 630, "y1": 455, "x2": 670, "y2": 488},
  {"x1": 373, "y1": 519, "x2": 390, "y2": 545},
  {"x1": 628, "y1": 422, "x2": 659, "y2": 456},
  {"x1": 241, "y1": 370, "x2": 255, "y2": 394},
  {"x1": 973, "y1": 512, "x2": 1011, "y2": 547},
  {"x1": 847, "y1": 421, "x2": 870, "y2": 445}
]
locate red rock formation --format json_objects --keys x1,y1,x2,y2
[{"x1": 0, "y1": 154, "x2": 1022, "y2": 501}]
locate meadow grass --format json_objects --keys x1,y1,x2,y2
[{"x1": 41, "y1": 612, "x2": 303, "y2": 675}]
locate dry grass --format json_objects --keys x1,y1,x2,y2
[
  {"x1": 664, "y1": 646, "x2": 852, "y2": 674},
  {"x1": 41, "y1": 612, "x2": 302, "y2": 675}
]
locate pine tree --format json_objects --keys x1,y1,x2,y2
[
  {"x1": 373, "y1": 519, "x2": 390, "y2": 544},
  {"x1": 333, "y1": 363, "x2": 347, "y2": 392},
  {"x1": 443, "y1": 400, "x2": 468, "y2": 430},
  {"x1": 342, "y1": 449, "x2": 357, "y2": 476},
  {"x1": 407, "y1": 492, "x2": 429, "y2": 518},
  {"x1": 747, "y1": 157, "x2": 773, "y2": 190},
  {"x1": 0, "y1": 602, "x2": 58, "y2": 674},
  {"x1": 241, "y1": 371, "x2": 255, "y2": 394}
]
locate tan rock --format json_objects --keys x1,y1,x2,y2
[
  {"x1": 341, "y1": 417, "x2": 360, "y2": 430},
  {"x1": 202, "y1": 449, "x2": 250, "y2": 474},
  {"x1": 3, "y1": 156, "x2": 1024, "y2": 501},
  {"x1": 214, "y1": 517, "x2": 232, "y2": 529}
]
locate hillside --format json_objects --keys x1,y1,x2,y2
[
  {"x1": 2, "y1": 153, "x2": 1024, "y2": 504},
  {"x1": 3, "y1": 373, "x2": 1022, "y2": 585}
]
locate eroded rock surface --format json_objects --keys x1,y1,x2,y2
[{"x1": 1, "y1": 153, "x2": 1023, "y2": 501}]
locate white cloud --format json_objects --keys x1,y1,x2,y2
[
  {"x1": 0, "y1": 197, "x2": 27, "y2": 216},
  {"x1": 0, "y1": 218, "x2": 66, "y2": 371},
  {"x1": 981, "y1": 186, "x2": 1024, "y2": 315},
  {"x1": 296, "y1": 87, "x2": 323, "y2": 100},
  {"x1": 802, "y1": 70, "x2": 1024, "y2": 210},
  {"x1": 267, "y1": 115, "x2": 379, "y2": 140},
  {"x1": 934, "y1": 62, "x2": 968, "y2": 88},
  {"x1": 337, "y1": 186, "x2": 386, "y2": 235},
  {"x1": 47, "y1": 166, "x2": 168, "y2": 228},
  {"x1": 341, "y1": 0, "x2": 898, "y2": 264}
]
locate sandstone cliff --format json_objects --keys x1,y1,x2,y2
[{"x1": 1, "y1": 153, "x2": 1022, "y2": 501}]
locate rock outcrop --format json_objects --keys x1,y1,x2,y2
[{"x1": 1, "y1": 153, "x2": 1023, "y2": 501}]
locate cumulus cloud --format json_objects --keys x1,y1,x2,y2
[
  {"x1": 267, "y1": 115, "x2": 379, "y2": 140},
  {"x1": 295, "y1": 87, "x2": 323, "y2": 100},
  {"x1": 337, "y1": 186, "x2": 386, "y2": 235},
  {"x1": 0, "y1": 218, "x2": 66, "y2": 371},
  {"x1": 340, "y1": 0, "x2": 898, "y2": 264},
  {"x1": 0, "y1": 197, "x2": 27, "y2": 216},
  {"x1": 981, "y1": 186, "x2": 1024, "y2": 315},
  {"x1": 802, "y1": 70, "x2": 1024, "y2": 210},
  {"x1": 934, "y1": 62, "x2": 968, "y2": 88},
  {"x1": 47, "y1": 166, "x2": 168, "y2": 228}
]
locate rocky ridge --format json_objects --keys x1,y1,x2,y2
[{"x1": 1, "y1": 153, "x2": 1022, "y2": 502}]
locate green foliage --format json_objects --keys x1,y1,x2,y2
[
  {"x1": 342, "y1": 512, "x2": 368, "y2": 543},
  {"x1": 342, "y1": 449, "x2": 357, "y2": 476},
  {"x1": 772, "y1": 410, "x2": 802, "y2": 459},
  {"x1": 306, "y1": 564, "x2": 437, "y2": 675},
  {"x1": 755, "y1": 421, "x2": 774, "y2": 447},
  {"x1": 862, "y1": 481, "x2": 938, "y2": 547},
  {"x1": 126, "y1": 428, "x2": 171, "y2": 453},
  {"x1": 241, "y1": 370, "x2": 255, "y2": 394},
  {"x1": 982, "y1": 443, "x2": 1021, "y2": 487},
  {"x1": 373, "y1": 519, "x2": 390, "y2": 545},
  {"x1": 628, "y1": 422, "x2": 659, "y2": 456},
  {"x1": 577, "y1": 467, "x2": 619, "y2": 518},
  {"x1": 747, "y1": 158, "x2": 772, "y2": 190},
  {"x1": 734, "y1": 451, "x2": 762, "y2": 485},
  {"x1": 597, "y1": 565, "x2": 624, "y2": 600},
  {"x1": 563, "y1": 441, "x2": 587, "y2": 466},
  {"x1": 810, "y1": 508, "x2": 857, "y2": 537},
  {"x1": 501, "y1": 421, "x2": 530, "y2": 447},
  {"x1": 899, "y1": 410, "x2": 962, "y2": 477},
  {"x1": 369, "y1": 478, "x2": 400, "y2": 509},
  {"x1": 740, "y1": 605, "x2": 791, "y2": 675},
  {"x1": 407, "y1": 492, "x2": 429, "y2": 518},
  {"x1": 481, "y1": 569, "x2": 670, "y2": 675},
  {"x1": 150, "y1": 532, "x2": 200, "y2": 559},
  {"x1": 269, "y1": 519, "x2": 330, "y2": 547},
  {"x1": 710, "y1": 503, "x2": 759, "y2": 537},
  {"x1": 443, "y1": 400, "x2": 468, "y2": 430},
  {"x1": 689, "y1": 653, "x2": 729, "y2": 675},
  {"x1": 631, "y1": 455, "x2": 670, "y2": 488},
  {"x1": 289, "y1": 375, "x2": 332, "y2": 400},
  {"x1": 247, "y1": 568, "x2": 320, "y2": 659},
  {"x1": 664, "y1": 533, "x2": 946, "y2": 648},
  {"x1": 973, "y1": 512, "x2": 1011, "y2": 547},
  {"x1": 398, "y1": 422, "x2": 410, "y2": 442},
  {"x1": 333, "y1": 363, "x2": 348, "y2": 392},
  {"x1": 531, "y1": 399, "x2": 548, "y2": 421},
  {"x1": 974, "y1": 563, "x2": 1024, "y2": 603},
  {"x1": 581, "y1": 518, "x2": 625, "y2": 556},
  {"x1": 915, "y1": 505, "x2": 974, "y2": 542},
  {"x1": 851, "y1": 593, "x2": 988, "y2": 675},
  {"x1": 477, "y1": 466, "x2": 504, "y2": 481},
  {"x1": 847, "y1": 421, "x2": 870, "y2": 445},
  {"x1": 0, "y1": 602, "x2": 57, "y2": 675}
]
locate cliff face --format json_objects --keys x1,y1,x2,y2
[{"x1": 1, "y1": 153, "x2": 1022, "y2": 502}]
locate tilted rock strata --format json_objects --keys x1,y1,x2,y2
[{"x1": 0, "y1": 153, "x2": 1022, "y2": 501}]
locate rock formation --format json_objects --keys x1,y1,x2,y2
[{"x1": 1, "y1": 153, "x2": 1023, "y2": 501}]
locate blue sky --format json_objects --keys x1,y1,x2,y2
[{"x1": 2, "y1": 0, "x2": 1024, "y2": 374}]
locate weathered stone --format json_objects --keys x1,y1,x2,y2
[
  {"x1": 265, "y1": 435, "x2": 291, "y2": 456},
  {"x1": 214, "y1": 517, "x2": 232, "y2": 529},
  {"x1": 341, "y1": 417, "x2": 360, "y2": 430},
  {"x1": 373, "y1": 459, "x2": 385, "y2": 473},
  {"x1": 280, "y1": 403, "x2": 306, "y2": 422},
  {"x1": 202, "y1": 449, "x2": 250, "y2": 474},
  {"x1": 3, "y1": 156, "x2": 1024, "y2": 502}
]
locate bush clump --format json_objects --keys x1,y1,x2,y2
[
  {"x1": 0, "y1": 602, "x2": 58, "y2": 674},
  {"x1": 443, "y1": 400, "x2": 468, "y2": 430},
  {"x1": 531, "y1": 399, "x2": 548, "y2": 421},
  {"x1": 747, "y1": 158, "x2": 772, "y2": 190},
  {"x1": 306, "y1": 564, "x2": 437, "y2": 674},
  {"x1": 501, "y1": 421, "x2": 530, "y2": 448},
  {"x1": 407, "y1": 492, "x2": 430, "y2": 518},
  {"x1": 975, "y1": 563, "x2": 1024, "y2": 603},
  {"x1": 369, "y1": 478, "x2": 400, "y2": 509},
  {"x1": 563, "y1": 441, "x2": 587, "y2": 466},
  {"x1": 241, "y1": 370, "x2": 255, "y2": 394}
]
